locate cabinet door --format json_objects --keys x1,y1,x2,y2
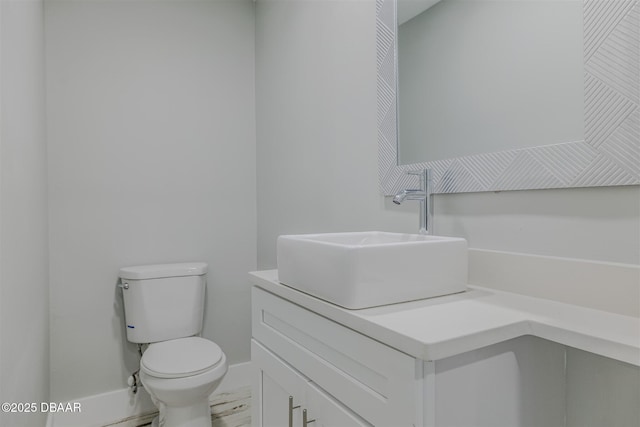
[
  {"x1": 252, "y1": 339, "x2": 308, "y2": 427},
  {"x1": 305, "y1": 382, "x2": 373, "y2": 427}
]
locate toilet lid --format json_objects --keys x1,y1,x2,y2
[{"x1": 140, "y1": 337, "x2": 223, "y2": 379}]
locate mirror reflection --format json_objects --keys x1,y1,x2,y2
[{"x1": 397, "y1": 0, "x2": 585, "y2": 165}]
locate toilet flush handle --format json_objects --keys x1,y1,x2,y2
[{"x1": 118, "y1": 281, "x2": 129, "y2": 290}]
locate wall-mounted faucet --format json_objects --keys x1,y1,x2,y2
[{"x1": 392, "y1": 169, "x2": 433, "y2": 235}]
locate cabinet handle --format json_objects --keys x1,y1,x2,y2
[
  {"x1": 303, "y1": 409, "x2": 316, "y2": 426},
  {"x1": 288, "y1": 396, "x2": 300, "y2": 427}
]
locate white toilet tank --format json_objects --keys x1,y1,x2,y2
[{"x1": 119, "y1": 262, "x2": 208, "y2": 344}]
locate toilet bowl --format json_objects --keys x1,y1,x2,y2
[
  {"x1": 139, "y1": 337, "x2": 228, "y2": 427},
  {"x1": 119, "y1": 263, "x2": 228, "y2": 427}
]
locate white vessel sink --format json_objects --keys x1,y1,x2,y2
[{"x1": 277, "y1": 231, "x2": 468, "y2": 309}]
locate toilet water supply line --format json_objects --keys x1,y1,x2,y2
[{"x1": 128, "y1": 344, "x2": 144, "y2": 394}]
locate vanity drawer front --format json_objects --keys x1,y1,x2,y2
[{"x1": 252, "y1": 287, "x2": 419, "y2": 427}]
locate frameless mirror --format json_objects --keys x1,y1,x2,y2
[{"x1": 375, "y1": 0, "x2": 639, "y2": 195}]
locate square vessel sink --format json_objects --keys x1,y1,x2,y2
[{"x1": 277, "y1": 231, "x2": 468, "y2": 309}]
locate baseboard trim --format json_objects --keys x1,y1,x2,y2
[
  {"x1": 469, "y1": 249, "x2": 640, "y2": 318},
  {"x1": 46, "y1": 361, "x2": 252, "y2": 427}
]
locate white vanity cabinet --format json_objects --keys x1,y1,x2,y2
[
  {"x1": 251, "y1": 287, "x2": 423, "y2": 427},
  {"x1": 251, "y1": 270, "x2": 638, "y2": 427},
  {"x1": 305, "y1": 381, "x2": 373, "y2": 427},
  {"x1": 253, "y1": 340, "x2": 372, "y2": 427},
  {"x1": 252, "y1": 340, "x2": 308, "y2": 427},
  {"x1": 251, "y1": 285, "x2": 572, "y2": 427}
]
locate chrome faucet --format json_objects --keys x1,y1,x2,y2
[{"x1": 392, "y1": 169, "x2": 433, "y2": 235}]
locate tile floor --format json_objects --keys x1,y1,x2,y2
[{"x1": 103, "y1": 386, "x2": 251, "y2": 427}]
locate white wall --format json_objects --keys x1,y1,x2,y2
[
  {"x1": 0, "y1": 0, "x2": 49, "y2": 426},
  {"x1": 566, "y1": 348, "x2": 640, "y2": 427},
  {"x1": 434, "y1": 185, "x2": 640, "y2": 264},
  {"x1": 435, "y1": 336, "x2": 565, "y2": 427},
  {"x1": 45, "y1": 0, "x2": 256, "y2": 401},
  {"x1": 256, "y1": 0, "x2": 411, "y2": 269}
]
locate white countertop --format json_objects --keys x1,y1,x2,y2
[{"x1": 249, "y1": 270, "x2": 640, "y2": 366}]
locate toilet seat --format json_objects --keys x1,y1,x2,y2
[{"x1": 141, "y1": 337, "x2": 223, "y2": 379}]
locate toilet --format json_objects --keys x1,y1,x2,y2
[{"x1": 119, "y1": 262, "x2": 227, "y2": 427}]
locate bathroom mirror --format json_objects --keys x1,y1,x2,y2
[{"x1": 376, "y1": 0, "x2": 639, "y2": 195}]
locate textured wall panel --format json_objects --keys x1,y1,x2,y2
[{"x1": 377, "y1": 0, "x2": 640, "y2": 195}]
